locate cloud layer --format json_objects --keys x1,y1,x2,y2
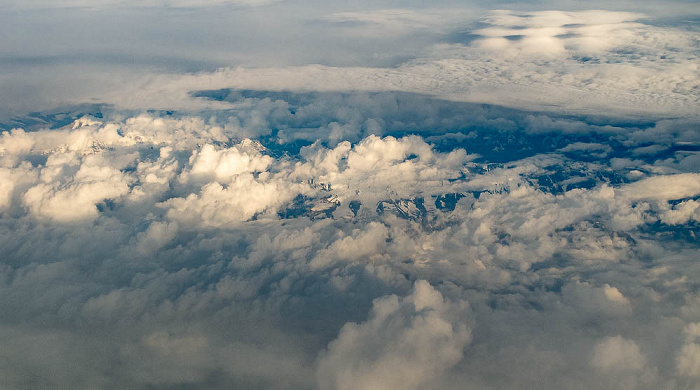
[
  {"x1": 0, "y1": 5, "x2": 699, "y2": 390},
  {"x1": 1, "y1": 90, "x2": 698, "y2": 388}
]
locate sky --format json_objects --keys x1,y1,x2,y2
[{"x1": 0, "y1": 1, "x2": 699, "y2": 389}]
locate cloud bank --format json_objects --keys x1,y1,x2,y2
[{"x1": 0, "y1": 5, "x2": 699, "y2": 390}]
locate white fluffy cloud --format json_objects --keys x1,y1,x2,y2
[
  {"x1": 0, "y1": 108, "x2": 697, "y2": 388},
  {"x1": 617, "y1": 173, "x2": 700, "y2": 202},
  {"x1": 162, "y1": 175, "x2": 302, "y2": 226},
  {"x1": 185, "y1": 143, "x2": 272, "y2": 184},
  {"x1": 677, "y1": 323, "x2": 700, "y2": 377},
  {"x1": 0, "y1": 3, "x2": 699, "y2": 390},
  {"x1": 23, "y1": 156, "x2": 132, "y2": 222},
  {"x1": 592, "y1": 336, "x2": 646, "y2": 371},
  {"x1": 316, "y1": 281, "x2": 471, "y2": 390}
]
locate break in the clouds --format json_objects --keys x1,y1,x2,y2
[{"x1": 1, "y1": 2, "x2": 699, "y2": 390}]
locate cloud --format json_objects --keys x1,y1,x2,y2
[
  {"x1": 676, "y1": 323, "x2": 700, "y2": 377},
  {"x1": 0, "y1": 109, "x2": 698, "y2": 388},
  {"x1": 617, "y1": 173, "x2": 700, "y2": 201},
  {"x1": 592, "y1": 336, "x2": 646, "y2": 371},
  {"x1": 161, "y1": 175, "x2": 303, "y2": 226},
  {"x1": 2, "y1": 9, "x2": 698, "y2": 120},
  {"x1": 474, "y1": 10, "x2": 644, "y2": 56},
  {"x1": 1, "y1": 0, "x2": 275, "y2": 10},
  {"x1": 659, "y1": 200, "x2": 700, "y2": 225},
  {"x1": 0, "y1": 4, "x2": 699, "y2": 389},
  {"x1": 183, "y1": 142, "x2": 273, "y2": 184},
  {"x1": 677, "y1": 342, "x2": 700, "y2": 377},
  {"x1": 316, "y1": 280, "x2": 471, "y2": 390},
  {"x1": 322, "y1": 9, "x2": 472, "y2": 38}
]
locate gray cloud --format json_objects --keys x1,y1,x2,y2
[
  {"x1": 0, "y1": 101, "x2": 698, "y2": 388},
  {"x1": 317, "y1": 281, "x2": 471, "y2": 390},
  {"x1": 1, "y1": 4, "x2": 699, "y2": 390}
]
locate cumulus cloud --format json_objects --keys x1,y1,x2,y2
[
  {"x1": 23, "y1": 157, "x2": 131, "y2": 222},
  {"x1": 617, "y1": 173, "x2": 700, "y2": 201},
  {"x1": 184, "y1": 143, "x2": 272, "y2": 184},
  {"x1": 316, "y1": 281, "x2": 471, "y2": 390},
  {"x1": 0, "y1": 105, "x2": 696, "y2": 387},
  {"x1": 592, "y1": 336, "x2": 646, "y2": 371},
  {"x1": 162, "y1": 175, "x2": 301, "y2": 226},
  {"x1": 677, "y1": 323, "x2": 700, "y2": 377},
  {"x1": 0, "y1": 3, "x2": 699, "y2": 390}
]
